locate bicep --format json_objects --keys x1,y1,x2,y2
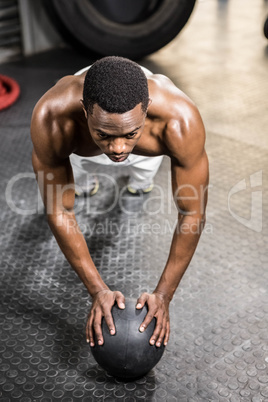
[
  {"x1": 171, "y1": 151, "x2": 209, "y2": 217},
  {"x1": 31, "y1": 103, "x2": 75, "y2": 212},
  {"x1": 32, "y1": 149, "x2": 75, "y2": 213}
]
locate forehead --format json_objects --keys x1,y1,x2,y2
[{"x1": 88, "y1": 103, "x2": 144, "y2": 134}]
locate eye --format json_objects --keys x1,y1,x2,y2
[
  {"x1": 126, "y1": 132, "x2": 137, "y2": 139},
  {"x1": 98, "y1": 133, "x2": 108, "y2": 139}
]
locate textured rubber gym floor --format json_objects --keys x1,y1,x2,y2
[{"x1": 1, "y1": 0, "x2": 268, "y2": 401}]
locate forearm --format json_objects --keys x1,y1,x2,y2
[
  {"x1": 47, "y1": 211, "x2": 108, "y2": 297},
  {"x1": 154, "y1": 214, "x2": 205, "y2": 300}
]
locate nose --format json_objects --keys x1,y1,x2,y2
[{"x1": 109, "y1": 137, "x2": 126, "y2": 155}]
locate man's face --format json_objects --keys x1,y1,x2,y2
[{"x1": 86, "y1": 103, "x2": 146, "y2": 162}]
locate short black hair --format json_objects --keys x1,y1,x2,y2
[{"x1": 83, "y1": 56, "x2": 149, "y2": 114}]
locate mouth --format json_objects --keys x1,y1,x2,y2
[{"x1": 109, "y1": 155, "x2": 128, "y2": 162}]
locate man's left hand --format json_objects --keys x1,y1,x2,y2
[{"x1": 136, "y1": 292, "x2": 170, "y2": 347}]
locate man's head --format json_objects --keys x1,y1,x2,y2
[
  {"x1": 81, "y1": 57, "x2": 150, "y2": 162},
  {"x1": 82, "y1": 56, "x2": 149, "y2": 115}
]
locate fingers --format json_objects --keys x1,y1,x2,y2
[
  {"x1": 137, "y1": 293, "x2": 170, "y2": 347},
  {"x1": 149, "y1": 313, "x2": 164, "y2": 346},
  {"x1": 151, "y1": 314, "x2": 169, "y2": 347},
  {"x1": 90, "y1": 305, "x2": 117, "y2": 346},
  {"x1": 86, "y1": 314, "x2": 92, "y2": 345},
  {"x1": 164, "y1": 320, "x2": 170, "y2": 346},
  {"x1": 139, "y1": 309, "x2": 155, "y2": 334},
  {"x1": 93, "y1": 309, "x2": 104, "y2": 346},
  {"x1": 86, "y1": 292, "x2": 170, "y2": 349},
  {"x1": 86, "y1": 310, "x2": 97, "y2": 347},
  {"x1": 103, "y1": 308, "x2": 116, "y2": 336},
  {"x1": 115, "y1": 291, "x2": 125, "y2": 309},
  {"x1": 149, "y1": 315, "x2": 170, "y2": 347},
  {"x1": 136, "y1": 293, "x2": 149, "y2": 309},
  {"x1": 86, "y1": 290, "x2": 125, "y2": 346}
]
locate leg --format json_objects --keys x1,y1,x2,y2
[
  {"x1": 70, "y1": 153, "x2": 99, "y2": 196},
  {"x1": 127, "y1": 155, "x2": 164, "y2": 193},
  {"x1": 70, "y1": 153, "x2": 164, "y2": 195},
  {"x1": 70, "y1": 152, "x2": 129, "y2": 195}
]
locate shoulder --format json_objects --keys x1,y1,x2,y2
[
  {"x1": 148, "y1": 74, "x2": 206, "y2": 167},
  {"x1": 164, "y1": 108, "x2": 206, "y2": 169},
  {"x1": 32, "y1": 75, "x2": 82, "y2": 128},
  {"x1": 31, "y1": 75, "x2": 82, "y2": 164}
]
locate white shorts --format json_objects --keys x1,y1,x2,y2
[{"x1": 70, "y1": 152, "x2": 163, "y2": 191}]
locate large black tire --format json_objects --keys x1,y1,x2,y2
[
  {"x1": 264, "y1": 17, "x2": 268, "y2": 40},
  {"x1": 43, "y1": 0, "x2": 196, "y2": 59}
]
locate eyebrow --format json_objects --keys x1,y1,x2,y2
[{"x1": 96, "y1": 126, "x2": 142, "y2": 136}]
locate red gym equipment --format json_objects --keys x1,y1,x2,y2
[{"x1": 0, "y1": 74, "x2": 20, "y2": 111}]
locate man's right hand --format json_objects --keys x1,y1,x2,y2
[{"x1": 86, "y1": 289, "x2": 125, "y2": 347}]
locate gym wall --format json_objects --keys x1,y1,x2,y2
[{"x1": 18, "y1": 0, "x2": 62, "y2": 56}]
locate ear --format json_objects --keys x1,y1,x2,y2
[
  {"x1": 80, "y1": 99, "x2": 88, "y2": 119},
  {"x1": 144, "y1": 98, "x2": 152, "y2": 115},
  {"x1": 147, "y1": 98, "x2": 152, "y2": 111}
]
